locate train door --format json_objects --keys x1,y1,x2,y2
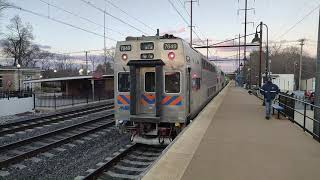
[
  {"x1": 139, "y1": 68, "x2": 156, "y2": 115},
  {"x1": 127, "y1": 60, "x2": 165, "y2": 121}
]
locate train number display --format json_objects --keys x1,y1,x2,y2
[{"x1": 164, "y1": 43, "x2": 178, "y2": 50}]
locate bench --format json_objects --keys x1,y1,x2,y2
[{"x1": 272, "y1": 104, "x2": 284, "y2": 119}]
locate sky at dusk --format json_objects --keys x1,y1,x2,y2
[{"x1": 1, "y1": 0, "x2": 320, "y2": 72}]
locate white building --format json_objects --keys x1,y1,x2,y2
[
  {"x1": 270, "y1": 74, "x2": 295, "y2": 92},
  {"x1": 301, "y1": 78, "x2": 315, "y2": 92}
]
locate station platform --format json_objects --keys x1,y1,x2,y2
[{"x1": 143, "y1": 82, "x2": 320, "y2": 180}]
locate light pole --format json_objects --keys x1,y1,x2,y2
[
  {"x1": 16, "y1": 64, "x2": 21, "y2": 92},
  {"x1": 299, "y1": 39, "x2": 305, "y2": 91},
  {"x1": 252, "y1": 21, "x2": 269, "y2": 86}
]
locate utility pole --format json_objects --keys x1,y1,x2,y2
[
  {"x1": 314, "y1": 9, "x2": 320, "y2": 139},
  {"x1": 190, "y1": 0, "x2": 193, "y2": 46},
  {"x1": 299, "y1": 39, "x2": 305, "y2": 91},
  {"x1": 238, "y1": 0, "x2": 254, "y2": 84},
  {"x1": 186, "y1": 0, "x2": 197, "y2": 46},
  {"x1": 104, "y1": 4, "x2": 107, "y2": 74},
  {"x1": 244, "y1": 0, "x2": 247, "y2": 62}
]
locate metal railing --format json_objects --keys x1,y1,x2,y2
[
  {"x1": 35, "y1": 92, "x2": 114, "y2": 109},
  {"x1": 0, "y1": 91, "x2": 33, "y2": 99},
  {"x1": 252, "y1": 89, "x2": 320, "y2": 141},
  {"x1": 276, "y1": 93, "x2": 320, "y2": 141}
]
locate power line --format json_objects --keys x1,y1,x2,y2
[
  {"x1": 103, "y1": 0, "x2": 155, "y2": 32},
  {"x1": 79, "y1": 0, "x2": 149, "y2": 35},
  {"x1": 177, "y1": 0, "x2": 191, "y2": 17},
  {"x1": 276, "y1": 4, "x2": 320, "y2": 40},
  {"x1": 167, "y1": 0, "x2": 189, "y2": 25},
  {"x1": 11, "y1": 5, "x2": 117, "y2": 41},
  {"x1": 38, "y1": 0, "x2": 125, "y2": 37},
  {"x1": 168, "y1": 0, "x2": 213, "y2": 56},
  {"x1": 53, "y1": 48, "x2": 115, "y2": 55},
  {"x1": 212, "y1": 32, "x2": 256, "y2": 46}
]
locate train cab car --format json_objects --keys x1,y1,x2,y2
[{"x1": 114, "y1": 34, "x2": 225, "y2": 145}]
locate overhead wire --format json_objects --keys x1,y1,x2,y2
[
  {"x1": 79, "y1": 0, "x2": 149, "y2": 35},
  {"x1": 176, "y1": 0, "x2": 191, "y2": 17},
  {"x1": 38, "y1": 0, "x2": 126, "y2": 37},
  {"x1": 103, "y1": 0, "x2": 155, "y2": 32},
  {"x1": 11, "y1": 5, "x2": 117, "y2": 41},
  {"x1": 167, "y1": 0, "x2": 189, "y2": 25},
  {"x1": 276, "y1": 4, "x2": 320, "y2": 40},
  {"x1": 169, "y1": 0, "x2": 214, "y2": 57}
]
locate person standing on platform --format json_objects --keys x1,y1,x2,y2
[{"x1": 260, "y1": 78, "x2": 280, "y2": 120}]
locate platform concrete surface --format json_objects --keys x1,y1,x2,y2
[{"x1": 143, "y1": 84, "x2": 320, "y2": 180}]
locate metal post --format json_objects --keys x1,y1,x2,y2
[
  {"x1": 91, "y1": 79, "x2": 95, "y2": 101},
  {"x1": 314, "y1": 9, "x2": 320, "y2": 139},
  {"x1": 304, "y1": 103, "x2": 307, "y2": 131},
  {"x1": 259, "y1": 22, "x2": 263, "y2": 87},
  {"x1": 190, "y1": 0, "x2": 193, "y2": 46},
  {"x1": 238, "y1": 34, "x2": 241, "y2": 85},
  {"x1": 206, "y1": 39, "x2": 209, "y2": 59},
  {"x1": 18, "y1": 68, "x2": 21, "y2": 92},
  {"x1": 238, "y1": 34, "x2": 241, "y2": 71},
  {"x1": 54, "y1": 94, "x2": 57, "y2": 110},
  {"x1": 33, "y1": 93, "x2": 36, "y2": 110},
  {"x1": 299, "y1": 39, "x2": 305, "y2": 91},
  {"x1": 85, "y1": 51, "x2": 88, "y2": 75}
]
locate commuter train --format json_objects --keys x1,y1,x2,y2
[{"x1": 114, "y1": 34, "x2": 226, "y2": 145}]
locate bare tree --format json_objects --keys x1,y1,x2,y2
[
  {"x1": 2, "y1": 15, "x2": 34, "y2": 66},
  {"x1": 0, "y1": 0, "x2": 11, "y2": 11}
]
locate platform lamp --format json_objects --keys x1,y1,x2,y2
[
  {"x1": 252, "y1": 22, "x2": 269, "y2": 87},
  {"x1": 16, "y1": 64, "x2": 21, "y2": 92}
]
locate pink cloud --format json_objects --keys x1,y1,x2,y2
[{"x1": 161, "y1": 27, "x2": 186, "y2": 35}]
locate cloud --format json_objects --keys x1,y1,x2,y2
[
  {"x1": 161, "y1": 27, "x2": 186, "y2": 35},
  {"x1": 36, "y1": 44, "x2": 51, "y2": 49}
]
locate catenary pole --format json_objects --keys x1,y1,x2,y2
[
  {"x1": 299, "y1": 39, "x2": 305, "y2": 91},
  {"x1": 314, "y1": 9, "x2": 320, "y2": 139}
]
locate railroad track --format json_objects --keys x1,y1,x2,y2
[
  {"x1": 82, "y1": 143, "x2": 166, "y2": 180},
  {"x1": 0, "y1": 102, "x2": 114, "y2": 136},
  {"x1": 0, "y1": 112, "x2": 115, "y2": 168}
]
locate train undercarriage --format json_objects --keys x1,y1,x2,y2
[{"x1": 122, "y1": 121, "x2": 184, "y2": 145}]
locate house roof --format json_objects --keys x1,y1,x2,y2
[
  {"x1": 0, "y1": 66, "x2": 42, "y2": 71},
  {"x1": 23, "y1": 75, "x2": 114, "y2": 84}
]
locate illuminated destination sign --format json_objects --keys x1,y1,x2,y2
[
  {"x1": 140, "y1": 42, "x2": 154, "y2": 50},
  {"x1": 164, "y1": 43, "x2": 178, "y2": 50},
  {"x1": 120, "y1": 45, "x2": 131, "y2": 51},
  {"x1": 140, "y1": 53, "x2": 154, "y2": 59}
]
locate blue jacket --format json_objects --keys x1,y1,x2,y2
[{"x1": 260, "y1": 82, "x2": 280, "y2": 102}]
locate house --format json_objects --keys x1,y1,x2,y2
[{"x1": 0, "y1": 66, "x2": 42, "y2": 92}]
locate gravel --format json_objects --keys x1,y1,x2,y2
[
  {"x1": 2, "y1": 127, "x2": 130, "y2": 180},
  {"x1": 0, "y1": 110, "x2": 113, "y2": 146}
]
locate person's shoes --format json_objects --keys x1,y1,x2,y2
[{"x1": 265, "y1": 117, "x2": 270, "y2": 120}]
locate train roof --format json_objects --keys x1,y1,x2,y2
[{"x1": 120, "y1": 34, "x2": 225, "y2": 74}]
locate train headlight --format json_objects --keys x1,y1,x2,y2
[
  {"x1": 168, "y1": 52, "x2": 175, "y2": 60},
  {"x1": 122, "y1": 54, "x2": 128, "y2": 61}
]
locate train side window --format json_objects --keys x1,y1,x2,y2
[
  {"x1": 165, "y1": 72, "x2": 180, "y2": 93},
  {"x1": 118, "y1": 72, "x2": 130, "y2": 92},
  {"x1": 145, "y1": 72, "x2": 155, "y2": 92},
  {"x1": 192, "y1": 78, "x2": 201, "y2": 90}
]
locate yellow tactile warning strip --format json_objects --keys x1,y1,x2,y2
[{"x1": 142, "y1": 83, "x2": 230, "y2": 180}]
